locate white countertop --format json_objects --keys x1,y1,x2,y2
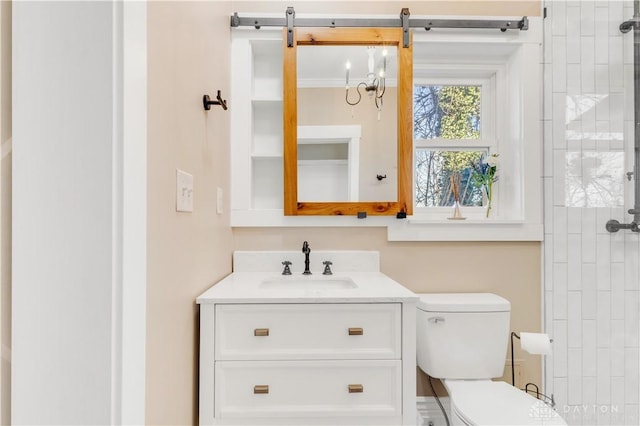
[{"x1": 196, "y1": 271, "x2": 418, "y2": 304}]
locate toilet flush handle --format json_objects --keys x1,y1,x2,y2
[{"x1": 428, "y1": 316, "x2": 445, "y2": 324}]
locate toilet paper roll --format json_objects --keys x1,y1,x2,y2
[{"x1": 520, "y1": 332, "x2": 552, "y2": 355}]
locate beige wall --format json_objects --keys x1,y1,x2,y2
[
  {"x1": 0, "y1": 0, "x2": 9, "y2": 145},
  {"x1": 232, "y1": 1, "x2": 541, "y2": 17},
  {"x1": 146, "y1": 2, "x2": 233, "y2": 424},
  {"x1": 146, "y1": 1, "x2": 542, "y2": 422},
  {"x1": 0, "y1": 1, "x2": 10, "y2": 423}
]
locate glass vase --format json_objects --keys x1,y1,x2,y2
[
  {"x1": 448, "y1": 200, "x2": 466, "y2": 220},
  {"x1": 482, "y1": 186, "x2": 493, "y2": 218}
]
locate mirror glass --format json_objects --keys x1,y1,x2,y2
[
  {"x1": 296, "y1": 45, "x2": 398, "y2": 202},
  {"x1": 283, "y1": 28, "x2": 412, "y2": 216}
]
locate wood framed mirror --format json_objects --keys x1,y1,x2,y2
[{"x1": 283, "y1": 27, "x2": 413, "y2": 216}]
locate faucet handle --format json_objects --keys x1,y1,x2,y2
[
  {"x1": 282, "y1": 261, "x2": 292, "y2": 275},
  {"x1": 322, "y1": 261, "x2": 333, "y2": 275}
]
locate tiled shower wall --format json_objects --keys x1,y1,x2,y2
[{"x1": 544, "y1": 1, "x2": 640, "y2": 424}]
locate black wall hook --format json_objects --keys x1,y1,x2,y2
[
  {"x1": 203, "y1": 90, "x2": 228, "y2": 111},
  {"x1": 376, "y1": 174, "x2": 387, "y2": 181}
]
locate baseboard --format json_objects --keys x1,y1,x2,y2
[{"x1": 416, "y1": 396, "x2": 451, "y2": 426}]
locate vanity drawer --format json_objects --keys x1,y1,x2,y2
[
  {"x1": 215, "y1": 303, "x2": 401, "y2": 360},
  {"x1": 214, "y1": 360, "x2": 402, "y2": 419}
]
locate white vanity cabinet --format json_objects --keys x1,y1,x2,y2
[
  {"x1": 212, "y1": 304, "x2": 402, "y2": 422},
  {"x1": 197, "y1": 251, "x2": 417, "y2": 425},
  {"x1": 200, "y1": 302, "x2": 413, "y2": 425},
  {"x1": 215, "y1": 303, "x2": 401, "y2": 360}
]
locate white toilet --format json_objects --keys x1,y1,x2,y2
[{"x1": 417, "y1": 293, "x2": 566, "y2": 426}]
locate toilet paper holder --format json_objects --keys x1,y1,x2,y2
[{"x1": 510, "y1": 331, "x2": 555, "y2": 408}]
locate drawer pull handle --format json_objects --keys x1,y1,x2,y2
[
  {"x1": 348, "y1": 384, "x2": 364, "y2": 393},
  {"x1": 348, "y1": 327, "x2": 363, "y2": 335},
  {"x1": 253, "y1": 385, "x2": 269, "y2": 394},
  {"x1": 254, "y1": 328, "x2": 269, "y2": 337}
]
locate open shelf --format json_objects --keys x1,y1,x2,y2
[{"x1": 251, "y1": 40, "x2": 282, "y2": 100}]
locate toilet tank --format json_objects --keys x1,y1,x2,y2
[{"x1": 416, "y1": 293, "x2": 511, "y2": 380}]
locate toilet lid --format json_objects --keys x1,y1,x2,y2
[
  {"x1": 445, "y1": 380, "x2": 566, "y2": 425},
  {"x1": 417, "y1": 293, "x2": 510, "y2": 313}
]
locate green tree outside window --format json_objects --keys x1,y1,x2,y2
[{"x1": 414, "y1": 85, "x2": 484, "y2": 207}]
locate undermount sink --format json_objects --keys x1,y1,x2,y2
[{"x1": 260, "y1": 276, "x2": 358, "y2": 290}]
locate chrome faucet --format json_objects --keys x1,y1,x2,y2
[{"x1": 302, "y1": 241, "x2": 311, "y2": 275}]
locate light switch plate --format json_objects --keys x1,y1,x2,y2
[{"x1": 176, "y1": 169, "x2": 194, "y2": 212}]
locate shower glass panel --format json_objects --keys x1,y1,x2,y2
[{"x1": 544, "y1": 1, "x2": 640, "y2": 425}]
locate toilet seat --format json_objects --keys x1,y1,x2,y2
[{"x1": 443, "y1": 380, "x2": 566, "y2": 425}]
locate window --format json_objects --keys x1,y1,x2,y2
[
  {"x1": 386, "y1": 25, "x2": 543, "y2": 240},
  {"x1": 414, "y1": 85, "x2": 481, "y2": 140},
  {"x1": 413, "y1": 75, "x2": 497, "y2": 216}
]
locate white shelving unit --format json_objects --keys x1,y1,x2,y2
[
  {"x1": 231, "y1": 31, "x2": 284, "y2": 217},
  {"x1": 231, "y1": 31, "x2": 366, "y2": 225}
]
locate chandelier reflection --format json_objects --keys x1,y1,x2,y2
[{"x1": 345, "y1": 47, "x2": 387, "y2": 111}]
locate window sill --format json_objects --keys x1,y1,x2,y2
[
  {"x1": 408, "y1": 218, "x2": 525, "y2": 225},
  {"x1": 231, "y1": 209, "x2": 543, "y2": 241},
  {"x1": 387, "y1": 219, "x2": 543, "y2": 242}
]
